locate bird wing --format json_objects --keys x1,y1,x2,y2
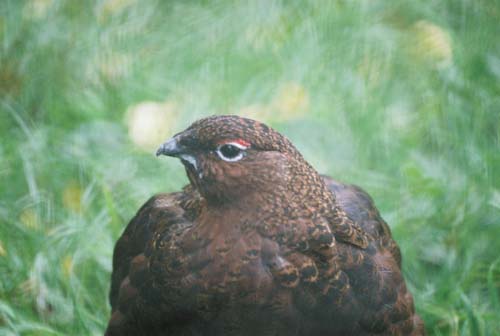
[
  {"x1": 323, "y1": 176, "x2": 401, "y2": 265},
  {"x1": 322, "y1": 176, "x2": 425, "y2": 335},
  {"x1": 107, "y1": 186, "x2": 202, "y2": 335}
]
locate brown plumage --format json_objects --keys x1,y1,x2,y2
[{"x1": 106, "y1": 115, "x2": 425, "y2": 335}]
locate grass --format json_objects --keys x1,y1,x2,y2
[{"x1": 0, "y1": 0, "x2": 499, "y2": 335}]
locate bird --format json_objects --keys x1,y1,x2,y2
[{"x1": 106, "y1": 115, "x2": 425, "y2": 335}]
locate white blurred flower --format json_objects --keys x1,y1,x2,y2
[
  {"x1": 490, "y1": 189, "x2": 500, "y2": 209},
  {"x1": 386, "y1": 102, "x2": 413, "y2": 132},
  {"x1": 410, "y1": 21, "x2": 453, "y2": 68},
  {"x1": 126, "y1": 101, "x2": 178, "y2": 152}
]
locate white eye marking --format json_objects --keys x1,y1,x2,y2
[
  {"x1": 180, "y1": 154, "x2": 203, "y2": 179},
  {"x1": 216, "y1": 142, "x2": 247, "y2": 162},
  {"x1": 180, "y1": 154, "x2": 197, "y2": 170}
]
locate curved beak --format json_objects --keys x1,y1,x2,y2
[{"x1": 156, "y1": 137, "x2": 184, "y2": 157}]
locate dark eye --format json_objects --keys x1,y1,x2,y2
[
  {"x1": 220, "y1": 144, "x2": 240, "y2": 158},
  {"x1": 216, "y1": 142, "x2": 247, "y2": 162}
]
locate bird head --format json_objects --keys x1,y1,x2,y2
[{"x1": 156, "y1": 115, "x2": 316, "y2": 206}]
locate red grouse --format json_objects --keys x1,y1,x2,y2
[{"x1": 106, "y1": 115, "x2": 425, "y2": 335}]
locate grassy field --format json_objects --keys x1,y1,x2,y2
[{"x1": 1, "y1": 0, "x2": 499, "y2": 335}]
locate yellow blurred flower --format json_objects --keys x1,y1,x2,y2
[
  {"x1": 126, "y1": 101, "x2": 178, "y2": 152},
  {"x1": 237, "y1": 82, "x2": 310, "y2": 123},
  {"x1": 410, "y1": 20, "x2": 453, "y2": 67},
  {"x1": 23, "y1": 0, "x2": 54, "y2": 20},
  {"x1": 97, "y1": 0, "x2": 137, "y2": 21},
  {"x1": 62, "y1": 181, "x2": 83, "y2": 213},
  {"x1": 0, "y1": 240, "x2": 6, "y2": 257},
  {"x1": 99, "y1": 52, "x2": 132, "y2": 82},
  {"x1": 244, "y1": 17, "x2": 287, "y2": 51},
  {"x1": 20, "y1": 208, "x2": 39, "y2": 230},
  {"x1": 270, "y1": 82, "x2": 310, "y2": 120},
  {"x1": 357, "y1": 55, "x2": 387, "y2": 87},
  {"x1": 85, "y1": 52, "x2": 132, "y2": 84},
  {"x1": 237, "y1": 104, "x2": 270, "y2": 122},
  {"x1": 62, "y1": 255, "x2": 73, "y2": 277},
  {"x1": 19, "y1": 279, "x2": 36, "y2": 296}
]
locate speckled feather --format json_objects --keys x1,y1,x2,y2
[{"x1": 106, "y1": 115, "x2": 425, "y2": 336}]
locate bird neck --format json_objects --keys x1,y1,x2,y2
[{"x1": 200, "y1": 157, "x2": 338, "y2": 230}]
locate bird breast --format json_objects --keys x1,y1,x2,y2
[{"x1": 146, "y1": 207, "x2": 334, "y2": 310}]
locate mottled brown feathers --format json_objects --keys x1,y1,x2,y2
[{"x1": 106, "y1": 115, "x2": 425, "y2": 335}]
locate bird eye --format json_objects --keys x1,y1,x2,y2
[{"x1": 216, "y1": 142, "x2": 247, "y2": 162}]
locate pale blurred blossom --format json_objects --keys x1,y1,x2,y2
[
  {"x1": 243, "y1": 7, "x2": 287, "y2": 52},
  {"x1": 61, "y1": 255, "x2": 73, "y2": 278},
  {"x1": 238, "y1": 82, "x2": 309, "y2": 122},
  {"x1": 20, "y1": 208, "x2": 39, "y2": 230},
  {"x1": 271, "y1": 82, "x2": 310, "y2": 119},
  {"x1": 85, "y1": 52, "x2": 132, "y2": 84},
  {"x1": 126, "y1": 101, "x2": 178, "y2": 152},
  {"x1": 244, "y1": 22, "x2": 286, "y2": 51},
  {"x1": 410, "y1": 21, "x2": 453, "y2": 68},
  {"x1": 99, "y1": 53, "x2": 132, "y2": 82},
  {"x1": 489, "y1": 189, "x2": 500, "y2": 209},
  {"x1": 23, "y1": 0, "x2": 54, "y2": 20},
  {"x1": 62, "y1": 182, "x2": 83, "y2": 213},
  {"x1": 96, "y1": 0, "x2": 138, "y2": 20},
  {"x1": 0, "y1": 241, "x2": 5, "y2": 256},
  {"x1": 237, "y1": 104, "x2": 270, "y2": 122},
  {"x1": 386, "y1": 102, "x2": 413, "y2": 132},
  {"x1": 357, "y1": 55, "x2": 388, "y2": 87}
]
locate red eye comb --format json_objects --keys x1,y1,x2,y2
[
  {"x1": 234, "y1": 139, "x2": 251, "y2": 147},
  {"x1": 219, "y1": 139, "x2": 251, "y2": 148}
]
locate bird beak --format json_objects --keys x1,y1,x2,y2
[{"x1": 156, "y1": 137, "x2": 184, "y2": 157}]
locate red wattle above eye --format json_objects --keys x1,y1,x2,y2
[
  {"x1": 219, "y1": 139, "x2": 250, "y2": 148},
  {"x1": 233, "y1": 139, "x2": 251, "y2": 147}
]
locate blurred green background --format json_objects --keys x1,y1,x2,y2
[{"x1": 1, "y1": 0, "x2": 499, "y2": 335}]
